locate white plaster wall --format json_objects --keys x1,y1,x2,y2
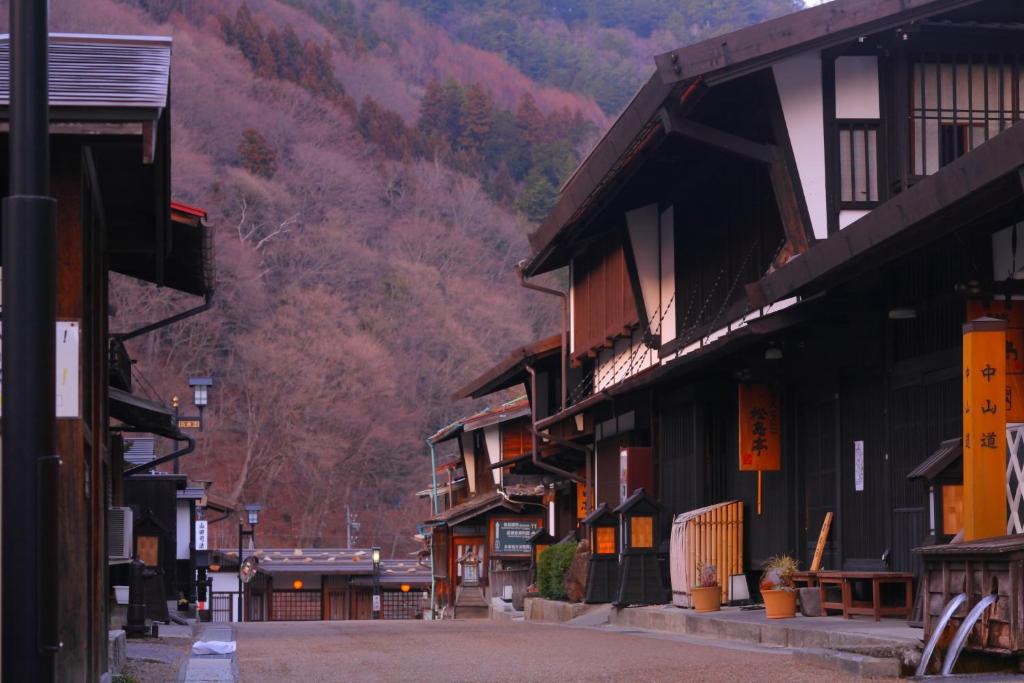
[
  {"x1": 660, "y1": 206, "x2": 676, "y2": 344},
  {"x1": 460, "y1": 432, "x2": 476, "y2": 494},
  {"x1": 835, "y1": 55, "x2": 880, "y2": 119},
  {"x1": 211, "y1": 571, "x2": 240, "y2": 621},
  {"x1": 594, "y1": 328, "x2": 657, "y2": 392},
  {"x1": 484, "y1": 424, "x2": 501, "y2": 486},
  {"x1": 568, "y1": 261, "x2": 575, "y2": 354},
  {"x1": 626, "y1": 204, "x2": 662, "y2": 330},
  {"x1": 176, "y1": 501, "x2": 191, "y2": 560},
  {"x1": 774, "y1": 52, "x2": 828, "y2": 240},
  {"x1": 839, "y1": 209, "x2": 870, "y2": 230}
]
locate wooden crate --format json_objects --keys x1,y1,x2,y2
[{"x1": 916, "y1": 536, "x2": 1024, "y2": 655}]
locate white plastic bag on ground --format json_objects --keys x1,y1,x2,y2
[{"x1": 191, "y1": 640, "x2": 237, "y2": 655}]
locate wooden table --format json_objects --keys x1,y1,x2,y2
[
  {"x1": 791, "y1": 571, "x2": 819, "y2": 588},
  {"x1": 817, "y1": 571, "x2": 914, "y2": 621}
]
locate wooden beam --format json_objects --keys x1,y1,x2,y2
[{"x1": 658, "y1": 107, "x2": 776, "y2": 165}]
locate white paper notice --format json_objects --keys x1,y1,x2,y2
[
  {"x1": 854, "y1": 440, "x2": 865, "y2": 492},
  {"x1": 56, "y1": 321, "x2": 81, "y2": 418}
]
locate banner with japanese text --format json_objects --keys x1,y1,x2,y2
[{"x1": 738, "y1": 383, "x2": 781, "y2": 472}]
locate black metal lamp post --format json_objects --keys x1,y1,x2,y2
[
  {"x1": 371, "y1": 546, "x2": 381, "y2": 620},
  {"x1": 2, "y1": 1, "x2": 59, "y2": 680},
  {"x1": 237, "y1": 503, "x2": 261, "y2": 622}
]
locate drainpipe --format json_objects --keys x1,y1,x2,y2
[
  {"x1": 542, "y1": 429, "x2": 594, "y2": 515},
  {"x1": 427, "y1": 439, "x2": 439, "y2": 515},
  {"x1": 526, "y1": 365, "x2": 583, "y2": 484},
  {"x1": 123, "y1": 435, "x2": 196, "y2": 477},
  {"x1": 3, "y1": 2, "x2": 59, "y2": 681},
  {"x1": 516, "y1": 261, "x2": 567, "y2": 411}
]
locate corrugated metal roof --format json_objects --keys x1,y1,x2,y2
[
  {"x1": 123, "y1": 434, "x2": 155, "y2": 466},
  {"x1": 461, "y1": 395, "x2": 530, "y2": 432},
  {"x1": 219, "y1": 548, "x2": 431, "y2": 582},
  {"x1": 0, "y1": 33, "x2": 171, "y2": 111}
]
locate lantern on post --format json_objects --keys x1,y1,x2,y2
[
  {"x1": 582, "y1": 503, "x2": 619, "y2": 603},
  {"x1": 613, "y1": 488, "x2": 667, "y2": 606}
]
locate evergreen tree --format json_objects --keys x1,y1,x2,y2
[
  {"x1": 255, "y1": 42, "x2": 277, "y2": 79},
  {"x1": 515, "y1": 92, "x2": 545, "y2": 147},
  {"x1": 458, "y1": 83, "x2": 494, "y2": 154},
  {"x1": 238, "y1": 128, "x2": 278, "y2": 179},
  {"x1": 516, "y1": 166, "x2": 559, "y2": 221},
  {"x1": 232, "y1": 4, "x2": 264, "y2": 64},
  {"x1": 418, "y1": 79, "x2": 448, "y2": 139}
]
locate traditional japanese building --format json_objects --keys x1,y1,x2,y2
[
  {"x1": 0, "y1": 33, "x2": 214, "y2": 679},
  {"x1": 453, "y1": 0, "x2": 1024, "y2": 608}
]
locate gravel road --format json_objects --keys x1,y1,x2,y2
[{"x1": 235, "y1": 618, "x2": 890, "y2": 682}]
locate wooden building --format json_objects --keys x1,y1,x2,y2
[
  {"x1": 423, "y1": 380, "x2": 589, "y2": 617},
  {"x1": 0, "y1": 33, "x2": 213, "y2": 680},
  {"x1": 450, "y1": 0, "x2": 1024, "y2": 605},
  {"x1": 207, "y1": 548, "x2": 430, "y2": 622}
]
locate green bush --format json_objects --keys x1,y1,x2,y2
[{"x1": 537, "y1": 540, "x2": 577, "y2": 600}]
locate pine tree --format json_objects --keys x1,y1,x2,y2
[
  {"x1": 516, "y1": 166, "x2": 559, "y2": 221},
  {"x1": 418, "y1": 80, "x2": 447, "y2": 139},
  {"x1": 255, "y1": 42, "x2": 277, "y2": 79},
  {"x1": 515, "y1": 92, "x2": 545, "y2": 147},
  {"x1": 458, "y1": 83, "x2": 494, "y2": 154},
  {"x1": 238, "y1": 128, "x2": 278, "y2": 179},
  {"x1": 232, "y1": 4, "x2": 264, "y2": 64}
]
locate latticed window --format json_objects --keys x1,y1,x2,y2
[
  {"x1": 838, "y1": 122, "x2": 879, "y2": 207},
  {"x1": 381, "y1": 590, "x2": 420, "y2": 619},
  {"x1": 271, "y1": 590, "x2": 321, "y2": 621},
  {"x1": 911, "y1": 56, "x2": 1023, "y2": 176}
]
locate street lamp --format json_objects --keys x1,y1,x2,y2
[
  {"x1": 371, "y1": 546, "x2": 382, "y2": 620},
  {"x1": 238, "y1": 502, "x2": 262, "y2": 622}
]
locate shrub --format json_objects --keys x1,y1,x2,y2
[{"x1": 537, "y1": 540, "x2": 577, "y2": 600}]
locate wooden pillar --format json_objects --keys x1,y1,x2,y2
[{"x1": 962, "y1": 318, "x2": 1007, "y2": 541}]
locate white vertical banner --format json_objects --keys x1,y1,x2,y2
[
  {"x1": 854, "y1": 440, "x2": 865, "y2": 492},
  {"x1": 195, "y1": 520, "x2": 209, "y2": 551},
  {"x1": 0, "y1": 319, "x2": 81, "y2": 417}
]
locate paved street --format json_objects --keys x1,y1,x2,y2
[{"x1": 235, "y1": 619, "x2": 889, "y2": 682}]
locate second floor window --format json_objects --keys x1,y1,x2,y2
[
  {"x1": 912, "y1": 56, "x2": 1023, "y2": 176},
  {"x1": 838, "y1": 122, "x2": 879, "y2": 206}
]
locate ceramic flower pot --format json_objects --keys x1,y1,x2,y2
[
  {"x1": 691, "y1": 585, "x2": 721, "y2": 613},
  {"x1": 762, "y1": 588, "x2": 797, "y2": 619}
]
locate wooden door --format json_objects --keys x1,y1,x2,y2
[
  {"x1": 452, "y1": 537, "x2": 486, "y2": 588},
  {"x1": 799, "y1": 396, "x2": 839, "y2": 570},
  {"x1": 325, "y1": 588, "x2": 348, "y2": 620},
  {"x1": 351, "y1": 588, "x2": 372, "y2": 620}
]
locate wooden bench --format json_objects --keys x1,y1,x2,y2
[
  {"x1": 791, "y1": 571, "x2": 819, "y2": 588},
  {"x1": 817, "y1": 571, "x2": 914, "y2": 621}
]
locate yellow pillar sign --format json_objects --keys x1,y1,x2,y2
[{"x1": 962, "y1": 317, "x2": 1007, "y2": 541}]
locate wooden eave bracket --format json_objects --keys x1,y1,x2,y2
[{"x1": 657, "y1": 106, "x2": 776, "y2": 166}]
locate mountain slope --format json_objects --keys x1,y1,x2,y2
[{"x1": 29, "y1": 0, "x2": 804, "y2": 554}]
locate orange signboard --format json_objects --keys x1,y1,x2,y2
[
  {"x1": 962, "y1": 318, "x2": 1007, "y2": 541},
  {"x1": 969, "y1": 299, "x2": 1024, "y2": 421},
  {"x1": 738, "y1": 384, "x2": 781, "y2": 471}
]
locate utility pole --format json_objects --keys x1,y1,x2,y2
[{"x1": 2, "y1": 0, "x2": 59, "y2": 681}]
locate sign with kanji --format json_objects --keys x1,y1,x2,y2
[
  {"x1": 195, "y1": 520, "x2": 208, "y2": 551},
  {"x1": 969, "y1": 299, "x2": 1024, "y2": 422},
  {"x1": 738, "y1": 384, "x2": 781, "y2": 472},
  {"x1": 962, "y1": 317, "x2": 1007, "y2": 541}
]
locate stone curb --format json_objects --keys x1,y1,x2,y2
[{"x1": 176, "y1": 623, "x2": 240, "y2": 683}]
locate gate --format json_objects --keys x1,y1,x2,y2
[{"x1": 210, "y1": 592, "x2": 234, "y2": 623}]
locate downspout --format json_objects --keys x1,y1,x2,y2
[
  {"x1": 516, "y1": 261, "x2": 567, "y2": 411},
  {"x1": 113, "y1": 290, "x2": 214, "y2": 342},
  {"x1": 526, "y1": 365, "x2": 583, "y2": 484},
  {"x1": 427, "y1": 439, "x2": 439, "y2": 515},
  {"x1": 542, "y1": 429, "x2": 594, "y2": 515},
  {"x1": 123, "y1": 435, "x2": 196, "y2": 476},
  {"x1": 426, "y1": 438, "x2": 438, "y2": 618}
]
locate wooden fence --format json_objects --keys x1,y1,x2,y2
[{"x1": 670, "y1": 500, "x2": 744, "y2": 606}]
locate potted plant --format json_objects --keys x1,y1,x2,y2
[
  {"x1": 760, "y1": 555, "x2": 798, "y2": 619},
  {"x1": 691, "y1": 562, "x2": 720, "y2": 612}
]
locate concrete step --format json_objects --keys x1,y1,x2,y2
[{"x1": 454, "y1": 605, "x2": 490, "y2": 619}]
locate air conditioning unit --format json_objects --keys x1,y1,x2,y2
[{"x1": 108, "y1": 507, "x2": 133, "y2": 564}]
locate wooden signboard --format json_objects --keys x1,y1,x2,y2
[
  {"x1": 810, "y1": 512, "x2": 832, "y2": 572},
  {"x1": 490, "y1": 517, "x2": 541, "y2": 556},
  {"x1": 962, "y1": 318, "x2": 1007, "y2": 541},
  {"x1": 738, "y1": 384, "x2": 781, "y2": 471},
  {"x1": 969, "y1": 299, "x2": 1024, "y2": 422}
]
